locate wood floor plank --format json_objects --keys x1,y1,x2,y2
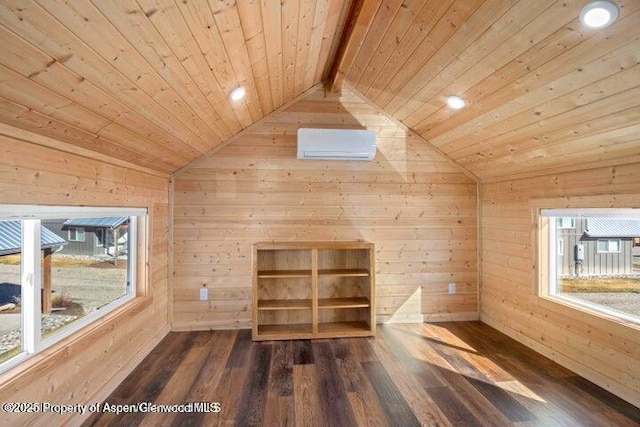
[
  {"x1": 84, "y1": 332, "x2": 197, "y2": 426},
  {"x1": 262, "y1": 396, "x2": 295, "y2": 427},
  {"x1": 369, "y1": 330, "x2": 453, "y2": 426},
  {"x1": 378, "y1": 325, "x2": 445, "y2": 388},
  {"x1": 200, "y1": 366, "x2": 243, "y2": 426},
  {"x1": 225, "y1": 328, "x2": 253, "y2": 368},
  {"x1": 426, "y1": 385, "x2": 485, "y2": 427},
  {"x1": 269, "y1": 340, "x2": 294, "y2": 397},
  {"x1": 313, "y1": 340, "x2": 359, "y2": 426},
  {"x1": 420, "y1": 325, "x2": 536, "y2": 423},
  {"x1": 293, "y1": 364, "x2": 326, "y2": 427},
  {"x1": 464, "y1": 376, "x2": 536, "y2": 423},
  {"x1": 564, "y1": 376, "x2": 640, "y2": 425},
  {"x1": 235, "y1": 343, "x2": 272, "y2": 426},
  {"x1": 428, "y1": 365, "x2": 515, "y2": 427},
  {"x1": 331, "y1": 339, "x2": 390, "y2": 425},
  {"x1": 362, "y1": 360, "x2": 422, "y2": 427},
  {"x1": 167, "y1": 330, "x2": 237, "y2": 426},
  {"x1": 140, "y1": 332, "x2": 216, "y2": 426},
  {"x1": 84, "y1": 322, "x2": 640, "y2": 427},
  {"x1": 293, "y1": 339, "x2": 314, "y2": 365}
]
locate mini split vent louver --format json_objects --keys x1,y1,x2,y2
[{"x1": 296, "y1": 128, "x2": 377, "y2": 161}]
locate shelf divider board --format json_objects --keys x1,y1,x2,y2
[
  {"x1": 369, "y1": 246, "x2": 376, "y2": 335},
  {"x1": 318, "y1": 268, "x2": 370, "y2": 277},
  {"x1": 311, "y1": 248, "x2": 318, "y2": 335},
  {"x1": 258, "y1": 299, "x2": 312, "y2": 310},
  {"x1": 252, "y1": 244, "x2": 259, "y2": 340},
  {"x1": 257, "y1": 269, "x2": 312, "y2": 278},
  {"x1": 318, "y1": 297, "x2": 370, "y2": 309}
]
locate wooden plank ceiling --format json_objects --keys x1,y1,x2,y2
[
  {"x1": 0, "y1": 0, "x2": 638, "y2": 181},
  {"x1": 337, "y1": 0, "x2": 640, "y2": 181},
  {"x1": 0, "y1": 0, "x2": 352, "y2": 175}
]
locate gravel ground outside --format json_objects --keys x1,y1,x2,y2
[
  {"x1": 0, "y1": 263, "x2": 126, "y2": 357},
  {"x1": 567, "y1": 292, "x2": 640, "y2": 317}
]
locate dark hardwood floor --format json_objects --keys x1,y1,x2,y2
[{"x1": 84, "y1": 322, "x2": 640, "y2": 426}]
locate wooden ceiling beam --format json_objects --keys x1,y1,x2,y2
[{"x1": 327, "y1": 0, "x2": 379, "y2": 93}]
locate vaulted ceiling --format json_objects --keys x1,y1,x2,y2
[
  {"x1": 0, "y1": 0, "x2": 639, "y2": 181},
  {"x1": 0, "y1": 0, "x2": 353, "y2": 174}
]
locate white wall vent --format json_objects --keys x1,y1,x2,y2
[{"x1": 297, "y1": 128, "x2": 376, "y2": 161}]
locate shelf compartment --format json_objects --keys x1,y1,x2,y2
[
  {"x1": 258, "y1": 299, "x2": 312, "y2": 310},
  {"x1": 318, "y1": 268, "x2": 370, "y2": 277},
  {"x1": 318, "y1": 297, "x2": 370, "y2": 309},
  {"x1": 317, "y1": 321, "x2": 372, "y2": 336},
  {"x1": 257, "y1": 269, "x2": 312, "y2": 278},
  {"x1": 256, "y1": 323, "x2": 313, "y2": 339}
]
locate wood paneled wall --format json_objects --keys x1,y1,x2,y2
[
  {"x1": 0, "y1": 128, "x2": 170, "y2": 425},
  {"x1": 481, "y1": 163, "x2": 640, "y2": 406},
  {"x1": 173, "y1": 85, "x2": 478, "y2": 330}
]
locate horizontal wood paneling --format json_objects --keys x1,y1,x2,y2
[
  {"x1": 173, "y1": 85, "x2": 478, "y2": 330},
  {"x1": 480, "y1": 162, "x2": 640, "y2": 406},
  {"x1": 0, "y1": 129, "x2": 170, "y2": 426}
]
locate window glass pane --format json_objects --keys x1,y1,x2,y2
[
  {"x1": 0, "y1": 221, "x2": 21, "y2": 363},
  {"x1": 597, "y1": 240, "x2": 607, "y2": 252},
  {"x1": 41, "y1": 218, "x2": 131, "y2": 340},
  {"x1": 550, "y1": 216, "x2": 640, "y2": 322},
  {"x1": 557, "y1": 217, "x2": 574, "y2": 228},
  {"x1": 95, "y1": 229, "x2": 104, "y2": 247},
  {"x1": 0, "y1": 208, "x2": 142, "y2": 373}
]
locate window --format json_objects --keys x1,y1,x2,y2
[
  {"x1": 556, "y1": 217, "x2": 575, "y2": 229},
  {"x1": 68, "y1": 226, "x2": 85, "y2": 242},
  {"x1": 95, "y1": 228, "x2": 104, "y2": 247},
  {"x1": 0, "y1": 205, "x2": 146, "y2": 372},
  {"x1": 539, "y1": 208, "x2": 640, "y2": 325},
  {"x1": 597, "y1": 239, "x2": 620, "y2": 253}
]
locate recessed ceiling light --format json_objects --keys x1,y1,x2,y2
[
  {"x1": 580, "y1": 1, "x2": 618, "y2": 28},
  {"x1": 229, "y1": 86, "x2": 246, "y2": 101},
  {"x1": 446, "y1": 95, "x2": 466, "y2": 110}
]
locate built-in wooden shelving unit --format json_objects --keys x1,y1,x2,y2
[{"x1": 252, "y1": 241, "x2": 375, "y2": 341}]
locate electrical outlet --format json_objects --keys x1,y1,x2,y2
[
  {"x1": 448, "y1": 282, "x2": 456, "y2": 294},
  {"x1": 199, "y1": 287, "x2": 208, "y2": 301}
]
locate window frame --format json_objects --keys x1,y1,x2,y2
[
  {"x1": 95, "y1": 228, "x2": 104, "y2": 247},
  {"x1": 556, "y1": 217, "x2": 575, "y2": 229},
  {"x1": 596, "y1": 239, "x2": 621, "y2": 253},
  {"x1": 536, "y1": 205, "x2": 640, "y2": 327},
  {"x1": 0, "y1": 205, "x2": 148, "y2": 374},
  {"x1": 67, "y1": 226, "x2": 85, "y2": 242},
  {"x1": 557, "y1": 238, "x2": 564, "y2": 256}
]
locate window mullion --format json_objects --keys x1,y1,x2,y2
[
  {"x1": 21, "y1": 219, "x2": 42, "y2": 354},
  {"x1": 548, "y1": 219, "x2": 557, "y2": 295}
]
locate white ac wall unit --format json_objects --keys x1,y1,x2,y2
[{"x1": 297, "y1": 128, "x2": 376, "y2": 160}]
